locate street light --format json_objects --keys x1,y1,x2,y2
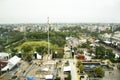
[
  {"x1": 55, "y1": 51, "x2": 58, "y2": 58},
  {"x1": 70, "y1": 45, "x2": 72, "y2": 58},
  {"x1": 72, "y1": 50, "x2": 75, "y2": 58}
]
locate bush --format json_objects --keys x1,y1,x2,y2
[
  {"x1": 65, "y1": 73, "x2": 71, "y2": 80},
  {"x1": 55, "y1": 77, "x2": 60, "y2": 80},
  {"x1": 94, "y1": 67, "x2": 105, "y2": 77}
]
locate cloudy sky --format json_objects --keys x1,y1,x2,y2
[{"x1": 0, "y1": 0, "x2": 120, "y2": 23}]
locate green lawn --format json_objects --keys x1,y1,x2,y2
[{"x1": 15, "y1": 41, "x2": 59, "y2": 51}]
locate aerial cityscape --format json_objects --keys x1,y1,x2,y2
[{"x1": 0, "y1": 0, "x2": 120, "y2": 80}]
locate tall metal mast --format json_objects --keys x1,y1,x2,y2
[{"x1": 47, "y1": 17, "x2": 50, "y2": 55}]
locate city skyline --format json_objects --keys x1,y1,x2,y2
[{"x1": 0, "y1": 0, "x2": 120, "y2": 23}]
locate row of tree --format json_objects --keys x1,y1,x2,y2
[
  {"x1": 26, "y1": 31, "x2": 67, "y2": 47},
  {"x1": 10, "y1": 41, "x2": 64, "y2": 61}
]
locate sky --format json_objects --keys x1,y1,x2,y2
[{"x1": 0, "y1": 0, "x2": 120, "y2": 23}]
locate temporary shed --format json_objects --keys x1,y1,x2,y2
[
  {"x1": 63, "y1": 66, "x2": 71, "y2": 72},
  {"x1": 34, "y1": 51, "x2": 42, "y2": 59},
  {"x1": 45, "y1": 75, "x2": 53, "y2": 80},
  {"x1": 37, "y1": 53, "x2": 42, "y2": 59},
  {"x1": 104, "y1": 41, "x2": 111, "y2": 44},
  {"x1": 1, "y1": 56, "x2": 21, "y2": 71},
  {"x1": 95, "y1": 40, "x2": 100, "y2": 43},
  {"x1": 42, "y1": 67, "x2": 49, "y2": 71}
]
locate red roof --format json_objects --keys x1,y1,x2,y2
[{"x1": 76, "y1": 54, "x2": 85, "y2": 60}]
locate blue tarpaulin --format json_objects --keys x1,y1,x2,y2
[{"x1": 27, "y1": 77, "x2": 35, "y2": 80}]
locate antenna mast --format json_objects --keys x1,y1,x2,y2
[{"x1": 47, "y1": 17, "x2": 50, "y2": 55}]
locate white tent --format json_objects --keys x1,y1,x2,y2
[
  {"x1": 37, "y1": 53, "x2": 42, "y2": 59},
  {"x1": 115, "y1": 54, "x2": 119, "y2": 59},
  {"x1": 8, "y1": 56, "x2": 21, "y2": 65},
  {"x1": 64, "y1": 66, "x2": 71, "y2": 72},
  {"x1": 0, "y1": 52, "x2": 9, "y2": 59},
  {"x1": 79, "y1": 39, "x2": 87, "y2": 43},
  {"x1": 45, "y1": 75, "x2": 53, "y2": 80},
  {"x1": 1, "y1": 56, "x2": 21, "y2": 71},
  {"x1": 34, "y1": 51, "x2": 42, "y2": 59},
  {"x1": 104, "y1": 41, "x2": 111, "y2": 44},
  {"x1": 95, "y1": 40, "x2": 100, "y2": 43},
  {"x1": 42, "y1": 67, "x2": 49, "y2": 71},
  {"x1": 90, "y1": 44, "x2": 95, "y2": 47}
]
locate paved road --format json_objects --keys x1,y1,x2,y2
[
  {"x1": 69, "y1": 60, "x2": 78, "y2": 80},
  {"x1": 103, "y1": 64, "x2": 120, "y2": 80}
]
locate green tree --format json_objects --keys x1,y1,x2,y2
[
  {"x1": 106, "y1": 49, "x2": 115, "y2": 59},
  {"x1": 65, "y1": 73, "x2": 71, "y2": 80},
  {"x1": 0, "y1": 45, "x2": 4, "y2": 52},
  {"x1": 95, "y1": 46, "x2": 106, "y2": 58},
  {"x1": 88, "y1": 48, "x2": 93, "y2": 53},
  {"x1": 22, "y1": 44, "x2": 33, "y2": 53},
  {"x1": 73, "y1": 47, "x2": 77, "y2": 51},
  {"x1": 79, "y1": 64, "x2": 84, "y2": 73},
  {"x1": 65, "y1": 61, "x2": 69, "y2": 66},
  {"x1": 77, "y1": 61, "x2": 82, "y2": 67},
  {"x1": 10, "y1": 48, "x2": 18, "y2": 57},
  {"x1": 81, "y1": 43, "x2": 91, "y2": 49},
  {"x1": 80, "y1": 50, "x2": 84, "y2": 54},
  {"x1": 95, "y1": 46, "x2": 115, "y2": 60},
  {"x1": 21, "y1": 44, "x2": 33, "y2": 61},
  {"x1": 24, "y1": 53, "x2": 33, "y2": 61},
  {"x1": 77, "y1": 61, "x2": 84, "y2": 73},
  {"x1": 56, "y1": 49, "x2": 64, "y2": 58},
  {"x1": 94, "y1": 67, "x2": 105, "y2": 77},
  {"x1": 36, "y1": 46, "x2": 47, "y2": 55},
  {"x1": 90, "y1": 32, "x2": 99, "y2": 38}
]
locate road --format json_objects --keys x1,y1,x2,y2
[
  {"x1": 69, "y1": 59, "x2": 78, "y2": 80},
  {"x1": 103, "y1": 64, "x2": 120, "y2": 80}
]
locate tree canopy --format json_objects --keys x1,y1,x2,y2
[
  {"x1": 95, "y1": 46, "x2": 115, "y2": 59},
  {"x1": 36, "y1": 45, "x2": 47, "y2": 55},
  {"x1": 94, "y1": 67, "x2": 105, "y2": 77}
]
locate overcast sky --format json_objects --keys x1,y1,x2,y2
[{"x1": 0, "y1": 0, "x2": 120, "y2": 23}]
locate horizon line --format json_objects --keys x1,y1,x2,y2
[{"x1": 0, "y1": 22, "x2": 120, "y2": 25}]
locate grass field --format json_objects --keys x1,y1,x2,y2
[{"x1": 15, "y1": 41, "x2": 59, "y2": 51}]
